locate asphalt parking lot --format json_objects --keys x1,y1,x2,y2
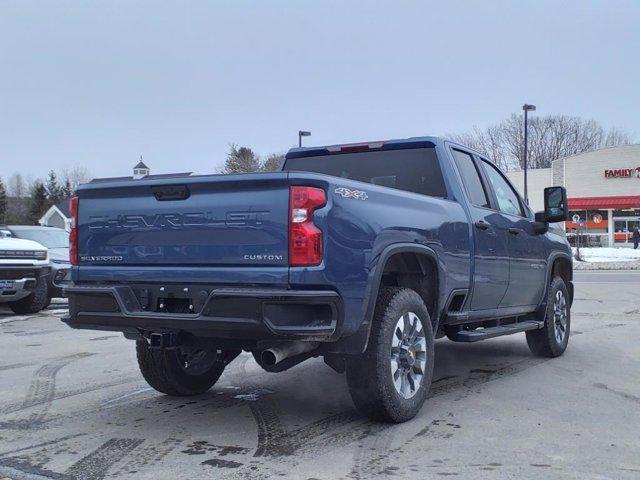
[{"x1": 0, "y1": 271, "x2": 639, "y2": 480}]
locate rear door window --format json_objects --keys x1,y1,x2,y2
[
  {"x1": 451, "y1": 149, "x2": 490, "y2": 208},
  {"x1": 283, "y1": 148, "x2": 447, "y2": 198}
]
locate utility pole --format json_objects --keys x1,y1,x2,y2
[
  {"x1": 522, "y1": 104, "x2": 536, "y2": 204},
  {"x1": 298, "y1": 130, "x2": 311, "y2": 147}
]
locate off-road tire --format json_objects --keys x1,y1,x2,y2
[
  {"x1": 526, "y1": 276, "x2": 570, "y2": 357},
  {"x1": 9, "y1": 277, "x2": 49, "y2": 314},
  {"x1": 136, "y1": 341, "x2": 226, "y2": 396},
  {"x1": 346, "y1": 287, "x2": 435, "y2": 423}
]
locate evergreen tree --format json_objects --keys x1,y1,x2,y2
[
  {"x1": 45, "y1": 170, "x2": 63, "y2": 204},
  {"x1": 261, "y1": 153, "x2": 285, "y2": 172},
  {"x1": 28, "y1": 181, "x2": 49, "y2": 224},
  {"x1": 222, "y1": 144, "x2": 261, "y2": 173},
  {"x1": 0, "y1": 178, "x2": 7, "y2": 224},
  {"x1": 60, "y1": 179, "x2": 73, "y2": 199}
]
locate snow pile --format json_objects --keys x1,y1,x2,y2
[
  {"x1": 572, "y1": 247, "x2": 640, "y2": 263},
  {"x1": 233, "y1": 388, "x2": 274, "y2": 401}
]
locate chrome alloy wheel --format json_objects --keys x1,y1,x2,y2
[
  {"x1": 390, "y1": 312, "x2": 427, "y2": 399},
  {"x1": 553, "y1": 290, "x2": 568, "y2": 344}
]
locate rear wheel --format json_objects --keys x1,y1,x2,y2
[
  {"x1": 346, "y1": 287, "x2": 434, "y2": 423},
  {"x1": 9, "y1": 277, "x2": 48, "y2": 314},
  {"x1": 136, "y1": 341, "x2": 232, "y2": 396},
  {"x1": 526, "y1": 276, "x2": 570, "y2": 357}
]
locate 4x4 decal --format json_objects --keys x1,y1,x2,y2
[{"x1": 335, "y1": 187, "x2": 368, "y2": 200}]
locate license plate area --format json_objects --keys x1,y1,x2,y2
[
  {"x1": 131, "y1": 285, "x2": 204, "y2": 314},
  {"x1": 157, "y1": 297, "x2": 193, "y2": 314},
  {"x1": 0, "y1": 280, "x2": 16, "y2": 291}
]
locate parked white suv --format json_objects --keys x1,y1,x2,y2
[{"x1": 0, "y1": 236, "x2": 50, "y2": 314}]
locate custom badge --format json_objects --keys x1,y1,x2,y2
[{"x1": 335, "y1": 187, "x2": 368, "y2": 200}]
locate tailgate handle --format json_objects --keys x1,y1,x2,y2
[{"x1": 152, "y1": 185, "x2": 190, "y2": 201}]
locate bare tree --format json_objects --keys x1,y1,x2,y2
[
  {"x1": 449, "y1": 125, "x2": 515, "y2": 171},
  {"x1": 0, "y1": 177, "x2": 7, "y2": 224},
  {"x1": 7, "y1": 173, "x2": 27, "y2": 198},
  {"x1": 448, "y1": 114, "x2": 632, "y2": 170},
  {"x1": 61, "y1": 166, "x2": 91, "y2": 190},
  {"x1": 4, "y1": 173, "x2": 29, "y2": 223}
]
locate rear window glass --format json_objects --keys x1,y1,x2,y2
[{"x1": 283, "y1": 148, "x2": 447, "y2": 198}]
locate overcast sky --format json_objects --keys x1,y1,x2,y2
[{"x1": 1, "y1": 0, "x2": 638, "y2": 181}]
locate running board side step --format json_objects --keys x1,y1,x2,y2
[{"x1": 451, "y1": 321, "x2": 544, "y2": 343}]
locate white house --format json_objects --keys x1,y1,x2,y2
[
  {"x1": 39, "y1": 199, "x2": 72, "y2": 231},
  {"x1": 133, "y1": 158, "x2": 150, "y2": 179}
]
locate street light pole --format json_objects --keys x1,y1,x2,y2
[
  {"x1": 298, "y1": 130, "x2": 311, "y2": 148},
  {"x1": 522, "y1": 104, "x2": 536, "y2": 205}
]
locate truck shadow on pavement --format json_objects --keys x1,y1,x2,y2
[{"x1": 0, "y1": 336, "x2": 551, "y2": 480}]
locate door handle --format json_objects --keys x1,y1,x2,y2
[
  {"x1": 508, "y1": 228, "x2": 521, "y2": 235},
  {"x1": 475, "y1": 221, "x2": 490, "y2": 230}
]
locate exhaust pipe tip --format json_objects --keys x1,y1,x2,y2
[
  {"x1": 258, "y1": 341, "x2": 319, "y2": 368},
  {"x1": 261, "y1": 350, "x2": 278, "y2": 367}
]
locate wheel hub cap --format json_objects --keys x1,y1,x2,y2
[
  {"x1": 390, "y1": 312, "x2": 427, "y2": 399},
  {"x1": 553, "y1": 290, "x2": 567, "y2": 344}
]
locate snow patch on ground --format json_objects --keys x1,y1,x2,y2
[
  {"x1": 234, "y1": 388, "x2": 274, "y2": 401},
  {"x1": 572, "y1": 247, "x2": 640, "y2": 263}
]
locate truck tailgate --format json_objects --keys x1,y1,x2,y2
[{"x1": 76, "y1": 174, "x2": 290, "y2": 268}]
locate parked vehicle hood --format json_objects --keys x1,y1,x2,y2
[
  {"x1": 0, "y1": 237, "x2": 46, "y2": 251},
  {"x1": 48, "y1": 247, "x2": 70, "y2": 263}
]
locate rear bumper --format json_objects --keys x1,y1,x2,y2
[{"x1": 62, "y1": 284, "x2": 343, "y2": 342}]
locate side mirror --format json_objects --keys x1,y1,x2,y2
[
  {"x1": 532, "y1": 212, "x2": 549, "y2": 234},
  {"x1": 542, "y1": 186, "x2": 568, "y2": 223}
]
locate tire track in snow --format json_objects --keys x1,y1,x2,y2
[
  {"x1": 0, "y1": 352, "x2": 94, "y2": 428},
  {"x1": 65, "y1": 437, "x2": 144, "y2": 480}
]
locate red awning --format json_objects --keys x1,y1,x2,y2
[{"x1": 568, "y1": 195, "x2": 640, "y2": 210}]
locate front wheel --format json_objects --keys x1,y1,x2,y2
[
  {"x1": 526, "y1": 276, "x2": 571, "y2": 357},
  {"x1": 136, "y1": 341, "x2": 232, "y2": 396},
  {"x1": 9, "y1": 277, "x2": 48, "y2": 314},
  {"x1": 346, "y1": 287, "x2": 435, "y2": 423}
]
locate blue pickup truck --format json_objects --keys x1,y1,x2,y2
[{"x1": 63, "y1": 137, "x2": 573, "y2": 422}]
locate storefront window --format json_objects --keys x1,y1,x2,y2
[
  {"x1": 613, "y1": 209, "x2": 640, "y2": 244},
  {"x1": 567, "y1": 209, "x2": 611, "y2": 247},
  {"x1": 567, "y1": 207, "x2": 639, "y2": 246},
  {"x1": 567, "y1": 210, "x2": 608, "y2": 232}
]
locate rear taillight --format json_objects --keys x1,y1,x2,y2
[
  {"x1": 69, "y1": 196, "x2": 79, "y2": 265},
  {"x1": 289, "y1": 186, "x2": 326, "y2": 266}
]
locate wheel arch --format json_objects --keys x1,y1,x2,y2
[
  {"x1": 361, "y1": 243, "x2": 443, "y2": 350},
  {"x1": 545, "y1": 252, "x2": 574, "y2": 307}
]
